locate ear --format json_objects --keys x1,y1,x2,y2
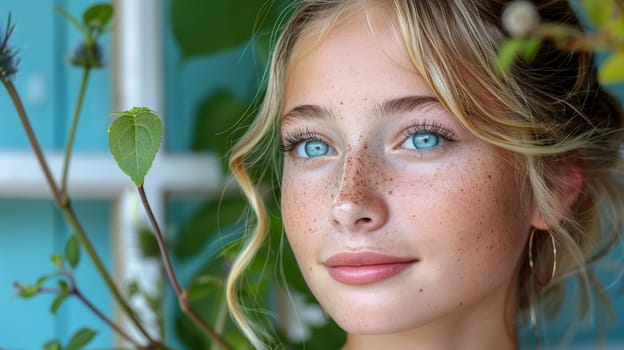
[{"x1": 531, "y1": 163, "x2": 583, "y2": 230}]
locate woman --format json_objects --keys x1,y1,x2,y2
[{"x1": 227, "y1": 1, "x2": 624, "y2": 349}]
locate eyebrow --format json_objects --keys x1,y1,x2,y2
[{"x1": 281, "y1": 95, "x2": 441, "y2": 126}]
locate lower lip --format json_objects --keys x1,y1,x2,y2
[{"x1": 327, "y1": 262, "x2": 414, "y2": 285}]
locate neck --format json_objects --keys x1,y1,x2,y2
[{"x1": 341, "y1": 283, "x2": 519, "y2": 350}]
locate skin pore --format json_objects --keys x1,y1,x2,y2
[{"x1": 278, "y1": 2, "x2": 546, "y2": 350}]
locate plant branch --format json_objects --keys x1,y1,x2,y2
[
  {"x1": 3, "y1": 81, "x2": 63, "y2": 204},
  {"x1": 3, "y1": 80, "x2": 155, "y2": 345},
  {"x1": 62, "y1": 202, "x2": 155, "y2": 343},
  {"x1": 61, "y1": 67, "x2": 91, "y2": 195},
  {"x1": 16, "y1": 279, "x2": 143, "y2": 348},
  {"x1": 73, "y1": 285, "x2": 143, "y2": 348},
  {"x1": 137, "y1": 185, "x2": 233, "y2": 350}
]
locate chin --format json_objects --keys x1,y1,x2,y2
[{"x1": 328, "y1": 308, "x2": 424, "y2": 335}]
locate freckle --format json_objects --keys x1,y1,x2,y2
[
  {"x1": 488, "y1": 245, "x2": 493, "y2": 250},
  {"x1": 388, "y1": 190, "x2": 393, "y2": 195}
]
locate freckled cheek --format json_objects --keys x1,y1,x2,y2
[
  {"x1": 394, "y1": 163, "x2": 526, "y2": 268},
  {"x1": 281, "y1": 169, "x2": 332, "y2": 246},
  {"x1": 439, "y1": 168, "x2": 527, "y2": 269}
]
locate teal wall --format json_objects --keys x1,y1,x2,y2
[
  {"x1": 1, "y1": 1, "x2": 112, "y2": 151},
  {"x1": 0, "y1": 200, "x2": 113, "y2": 348},
  {"x1": 0, "y1": 1, "x2": 113, "y2": 348}
]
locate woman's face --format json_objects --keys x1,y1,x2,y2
[{"x1": 280, "y1": 5, "x2": 537, "y2": 336}]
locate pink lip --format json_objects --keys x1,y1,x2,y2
[{"x1": 324, "y1": 252, "x2": 417, "y2": 285}]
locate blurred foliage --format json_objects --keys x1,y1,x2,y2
[
  {"x1": 499, "y1": 0, "x2": 624, "y2": 84},
  {"x1": 55, "y1": 3, "x2": 112, "y2": 68},
  {"x1": 15, "y1": 229, "x2": 99, "y2": 349},
  {"x1": 190, "y1": 90, "x2": 254, "y2": 171},
  {"x1": 171, "y1": 0, "x2": 279, "y2": 62},
  {"x1": 164, "y1": 0, "x2": 345, "y2": 349},
  {"x1": 43, "y1": 328, "x2": 97, "y2": 350}
]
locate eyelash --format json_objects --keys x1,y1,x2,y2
[
  {"x1": 402, "y1": 120, "x2": 457, "y2": 144},
  {"x1": 280, "y1": 128, "x2": 323, "y2": 153},
  {"x1": 279, "y1": 121, "x2": 458, "y2": 155}
]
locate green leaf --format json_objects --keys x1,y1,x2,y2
[
  {"x1": 496, "y1": 37, "x2": 543, "y2": 75},
  {"x1": 191, "y1": 90, "x2": 254, "y2": 171},
  {"x1": 83, "y1": 3, "x2": 114, "y2": 30},
  {"x1": 108, "y1": 109, "x2": 163, "y2": 186},
  {"x1": 171, "y1": 0, "x2": 279, "y2": 60},
  {"x1": 604, "y1": 18, "x2": 624, "y2": 40},
  {"x1": 43, "y1": 339, "x2": 63, "y2": 350},
  {"x1": 225, "y1": 333, "x2": 254, "y2": 350},
  {"x1": 65, "y1": 328, "x2": 97, "y2": 350},
  {"x1": 137, "y1": 226, "x2": 160, "y2": 258},
  {"x1": 54, "y1": 6, "x2": 87, "y2": 36},
  {"x1": 497, "y1": 38, "x2": 525, "y2": 74},
  {"x1": 65, "y1": 235, "x2": 81, "y2": 269},
  {"x1": 50, "y1": 292, "x2": 70, "y2": 314},
  {"x1": 50, "y1": 254, "x2": 64, "y2": 268},
  {"x1": 111, "y1": 106, "x2": 152, "y2": 117},
  {"x1": 36, "y1": 275, "x2": 52, "y2": 287},
  {"x1": 126, "y1": 280, "x2": 140, "y2": 298},
  {"x1": 187, "y1": 275, "x2": 224, "y2": 301},
  {"x1": 599, "y1": 52, "x2": 624, "y2": 84},
  {"x1": 581, "y1": 0, "x2": 615, "y2": 26},
  {"x1": 16, "y1": 284, "x2": 39, "y2": 299},
  {"x1": 173, "y1": 197, "x2": 247, "y2": 260},
  {"x1": 519, "y1": 37, "x2": 542, "y2": 61},
  {"x1": 58, "y1": 280, "x2": 70, "y2": 293}
]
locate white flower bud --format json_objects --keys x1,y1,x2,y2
[{"x1": 502, "y1": 0, "x2": 540, "y2": 37}]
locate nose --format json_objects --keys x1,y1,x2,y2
[{"x1": 330, "y1": 149, "x2": 389, "y2": 233}]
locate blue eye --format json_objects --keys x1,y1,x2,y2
[
  {"x1": 297, "y1": 140, "x2": 331, "y2": 158},
  {"x1": 405, "y1": 133, "x2": 441, "y2": 150}
]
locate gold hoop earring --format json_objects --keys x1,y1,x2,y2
[{"x1": 528, "y1": 228, "x2": 557, "y2": 286}]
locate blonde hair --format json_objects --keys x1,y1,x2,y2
[{"x1": 227, "y1": 0, "x2": 624, "y2": 347}]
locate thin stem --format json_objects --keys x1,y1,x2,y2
[
  {"x1": 3, "y1": 81, "x2": 63, "y2": 204},
  {"x1": 62, "y1": 203, "x2": 155, "y2": 343},
  {"x1": 17, "y1": 281, "x2": 142, "y2": 348},
  {"x1": 61, "y1": 67, "x2": 91, "y2": 195},
  {"x1": 3, "y1": 81, "x2": 155, "y2": 344},
  {"x1": 211, "y1": 297, "x2": 228, "y2": 350},
  {"x1": 137, "y1": 186, "x2": 182, "y2": 295},
  {"x1": 74, "y1": 286, "x2": 143, "y2": 348},
  {"x1": 137, "y1": 186, "x2": 233, "y2": 350}
]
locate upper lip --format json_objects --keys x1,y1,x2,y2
[{"x1": 324, "y1": 251, "x2": 418, "y2": 267}]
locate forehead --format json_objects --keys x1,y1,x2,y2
[{"x1": 282, "y1": 2, "x2": 426, "y2": 112}]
